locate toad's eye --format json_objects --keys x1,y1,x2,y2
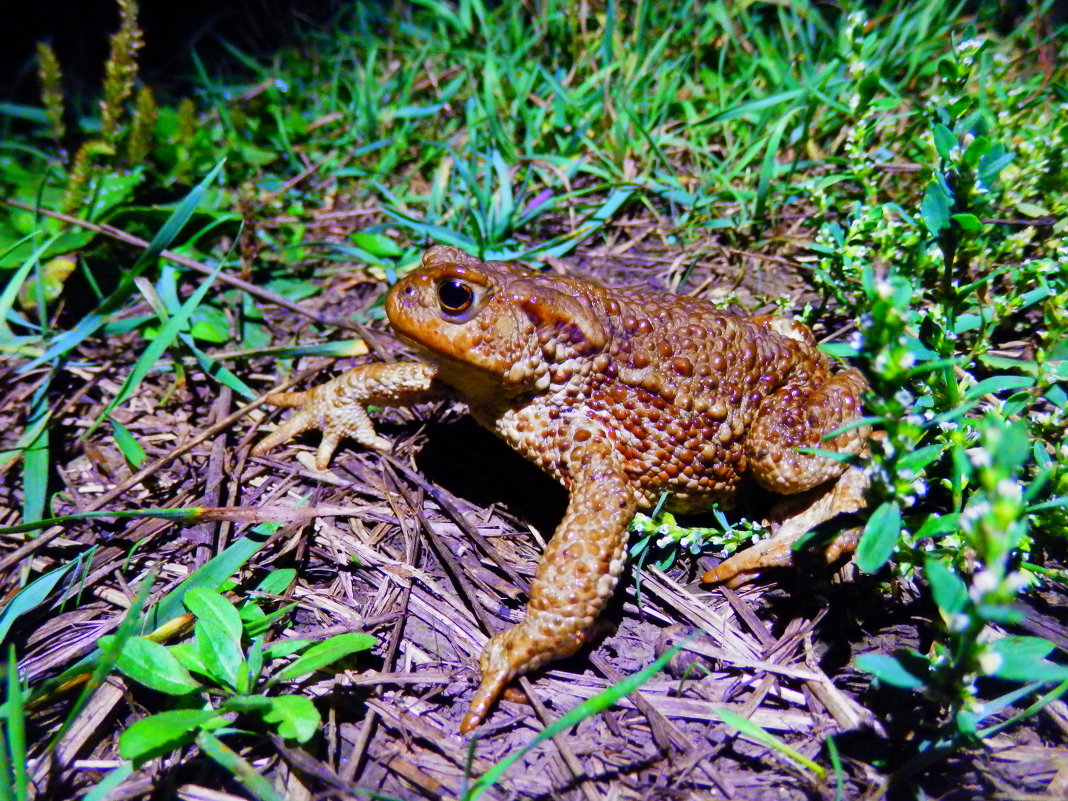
[{"x1": 437, "y1": 279, "x2": 474, "y2": 314}]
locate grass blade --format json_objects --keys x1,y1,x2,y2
[{"x1": 18, "y1": 159, "x2": 226, "y2": 374}]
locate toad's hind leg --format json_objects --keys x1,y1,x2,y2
[
  {"x1": 459, "y1": 438, "x2": 636, "y2": 733},
  {"x1": 746, "y1": 368, "x2": 869, "y2": 495}
]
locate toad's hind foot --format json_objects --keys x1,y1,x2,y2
[
  {"x1": 459, "y1": 613, "x2": 584, "y2": 733},
  {"x1": 702, "y1": 465, "x2": 868, "y2": 586},
  {"x1": 460, "y1": 437, "x2": 635, "y2": 733}
]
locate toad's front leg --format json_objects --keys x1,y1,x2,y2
[
  {"x1": 252, "y1": 361, "x2": 437, "y2": 468},
  {"x1": 460, "y1": 436, "x2": 637, "y2": 733}
]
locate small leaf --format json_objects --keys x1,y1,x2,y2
[
  {"x1": 116, "y1": 637, "x2": 202, "y2": 695},
  {"x1": 924, "y1": 557, "x2": 967, "y2": 616},
  {"x1": 169, "y1": 641, "x2": 210, "y2": 677},
  {"x1": 256, "y1": 569, "x2": 297, "y2": 595},
  {"x1": 119, "y1": 708, "x2": 219, "y2": 763},
  {"x1": 264, "y1": 638, "x2": 315, "y2": 661},
  {"x1": 951, "y1": 213, "x2": 981, "y2": 232},
  {"x1": 961, "y1": 135, "x2": 991, "y2": 168},
  {"x1": 1016, "y1": 201, "x2": 1051, "y2": 218},
  {"x1": 262, "y1": 695, "x2": 320, "y2": 743},
  {"x1": 921, "y1": 181, "x2": 952, "y2": 236},
  {"x1": 987, "y1": 420, "x2": 1030, "y2": 475},
  {"x1": 896, "y1": 444, "x2": 946, "y2": 476},
  {"x1": 109, "y1": 417, "x2": 147, "y2": 468},
  {"x1": 185, "y1": 589, "x2": 243, "y2": 641},
  {"x1": 932, "y1": 124, "x2": 956, "y2": 160},
  {"x1": 978, "y1": 145, "x2": 1013, "y2": 187},
  {"x1": 271, "y1": 632, "x2": 376, "y2": 684},
  {"x1": 856, "y1": 653, "x2": 928, "y2": 689},
  {"x1": 856, "y1": 501, "x2": 902, "y2": 573},
  {"x1": 350, "y1": 232, "x2": 403, "y2": 257},
  {"x1": 0, "y1": 559, "x2": 78, "y2": 646},
  {"x1": 915, "y1": 512, "x2": 961, "y2": 540},
  {"x1": 965, "y1": 375, "x2": 1035, "y2": 400},
  {"x1": 185, "y1": 590, "x2": 245, "y2": 690}
]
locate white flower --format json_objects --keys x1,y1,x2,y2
[
  {"x1": 971, "y1": 569, "x2": 998, "y2": 596},
  {"x1": 996, "y1": 479, "x2": 1023, "y2": 502},
  {"x1": 978, "y1": 648, "x2": 1003, "y2": 675},
  {"x1": 947, "y1": 613, "x2": 971, "y2": 633}
]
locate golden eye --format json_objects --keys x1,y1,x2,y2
[{"x1": 437, "y1": 279, "x2": 474, "y2": 314}]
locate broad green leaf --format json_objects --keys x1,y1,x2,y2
[
  {"x1": 914, "y1": 512, "x2": 960, "y2": 540},
  {"x1": 895, "y1": 444, "x2": 945, "y2": 476},
  {"x1": 147, "y1": 528, "x2": 276, "y2": 631},
  {"x1": 264, "y1": 639, "x2": 315, "y2": 661},
  {"x1": 119, "y1": 708, "x2": 219, "y2": 763},
  {"x1": 245, "y1": 635, "x2": 265, "y2": 691},
  {"x1": 856, "y1": 501, "x2": 902, "y2": 573},
  {"x1": 961, "y1": 135, "x2": 990, "y2": 169},
  {"x1": 1016, "y1": 201, "x2": 1051, "y2": 218},
  {"x1": 115, "y1": 637, "x2": 202, "y2": 695},
  {"x1": 186, "y1": 589, "x2": 245, "y2": 690},
  {"x1": 184, "y1": 588, "x2": 243, "y2": 641},
  {"x1": 271, "y1": 632, "x2": 376, "y2": 684},
  {"x1": 989, "y1": 637, "x2": 1067, "y2": 682},
  {"x1": 262, "y1": 695, "x2": 319, "y2": 743},
  {"x1": 170, "y1": 641, "x2": 210, "y2": 677},
  {"x1": 965, "y1": 375, "x2": 1035, "y2": 400}
]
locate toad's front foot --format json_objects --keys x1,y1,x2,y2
[{"x1": 251, "y1": 361, "x2": 437, "y2": 469}]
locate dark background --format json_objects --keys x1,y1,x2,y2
[
  {"x1": 1, "y1": 0, "x2": 346, "y2": 106},
  {"x1": 2, "y1": 1, "x2": 1064, "y2": 109}
]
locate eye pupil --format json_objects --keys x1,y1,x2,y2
[{"x1": 438, "y1": 280, "x2": 474, "y2": 313}]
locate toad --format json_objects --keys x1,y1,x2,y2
[{"x1": 252, "y1": 245, "x2": 870, "y2": 732}]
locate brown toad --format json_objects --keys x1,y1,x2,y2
[{"x1": 252, "y1": 245, "x2": 869, "y2": 732}]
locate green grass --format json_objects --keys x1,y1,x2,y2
[{"x1": 1, "y1": 0, "x2": 1066, "y2": 798}]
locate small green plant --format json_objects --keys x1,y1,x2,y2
[
  {"x1": 805, "y1": 24, "x2": 1068, "y2": 767},
  {"x1": 857, "y1": 419, "x2": 1068, "y2": 752},
  {"x1": 630, "y1": 505, "x2": 768, "y2": 569},
  {"x1": 105, "y1": 575, "x2": 375, "y2": 782}
]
